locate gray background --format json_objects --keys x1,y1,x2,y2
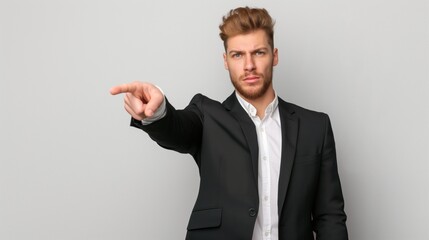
[{"x1": 1, "y1": 0, "x2": 428, "y2": 239}]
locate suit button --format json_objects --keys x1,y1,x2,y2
[{"x1": 248, "y1": 208, "x2": 257, "y2": 217}]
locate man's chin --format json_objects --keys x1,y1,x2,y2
[
  {"x1": 231, "y1": 79, "x2": 270, "y2": 100},
  {"x1": 237, "y1": 88, "x2": 264, "y2": 100}
]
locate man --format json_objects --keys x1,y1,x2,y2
[{"x1": 110, "y1": 7, "x2": 348, "y2": 240}]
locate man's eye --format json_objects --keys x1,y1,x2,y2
[
  {"x1": 255, "y1": 51, "x2": 265, "y2": 56},
  {"x1": 232, "y1": 53, "x2": 242, "y2": 58}
]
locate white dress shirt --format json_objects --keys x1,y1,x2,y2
[{"x1": 236, "y1": 93, "x2": 282, "y2": 240}]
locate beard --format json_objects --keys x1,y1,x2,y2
[{"x1": 230, "y1": 68, "x2": 273, "y2": 100}]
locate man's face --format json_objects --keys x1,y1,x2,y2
[{"x1": 223, "y1": 29, "x2": 278, "y2": 101}]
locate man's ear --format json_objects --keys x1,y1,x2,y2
[
  {"x1": 223, "y1": 53, "x2": 229, "y2": 70},
  {"x1": 273, "y1": 48, "x2": 279, "y2": 66}
]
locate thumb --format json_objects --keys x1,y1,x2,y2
[
  {"x1": 144, "y1": 87, "x2": 164, "y2": 117},
  {"x1": 145, "y1": 108, "x2": 155, "y2": 118}
]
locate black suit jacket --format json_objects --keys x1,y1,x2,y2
[{"x1": 131, "y1": 93, "x2": 348, "y2": 240}]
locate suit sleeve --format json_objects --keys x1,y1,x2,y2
[
  {"x1": 312, "y1": 114, "x2": 348, "y2": 239},
  {"x1": 130, "y1": 94, "x2": 204, "y2": 158}
]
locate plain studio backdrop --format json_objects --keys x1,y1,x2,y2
[{"x1": 1, "y1": 0, "x2": 428, "y2": 239}]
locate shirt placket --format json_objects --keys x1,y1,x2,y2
[{"x1": 259, "y1": 121, "x2": 272, "y2": 240}]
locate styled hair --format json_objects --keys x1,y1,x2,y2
[{"x1": 219, "y1": 7, "x2": 275, "y2": 50}]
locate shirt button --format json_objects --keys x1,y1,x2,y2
[
  {"x1": 248, "y1": 208, "x2": 257, "y2": 217},
  {"x1": 263, "y1": 156, "x2": 267, "y2": 161},
  {"x1": 265, "y1": 231, "x2": 270, "y2": 236},
  {"x1": 264, "y1": 196, "x2": 269, "y2": 201}
]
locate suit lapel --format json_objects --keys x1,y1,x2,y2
[
  {"x1": 223, "y1": 93, "x2": 259, "y2": 187},
  {"x1": 277, "y1": 99, "x2": 299, "y2": 216}
]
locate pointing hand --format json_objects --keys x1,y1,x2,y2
[{"x1": 110, "y1": 81, "x2": 164, "y2": 120}]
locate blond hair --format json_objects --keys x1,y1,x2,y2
[{"x1": 219, "y1": 7, "x2": 275, "y2": 50}]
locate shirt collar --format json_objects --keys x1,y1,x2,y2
[{"x1": 235, "y1": 91, "x2": 279, "y2": 119}]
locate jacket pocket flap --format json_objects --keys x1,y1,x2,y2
[{"x1": 187, "y1": 208, "x2": 222, "y2": 230}]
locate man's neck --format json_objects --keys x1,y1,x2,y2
[{"x1": 238, "y1": 88, "x2": 276, "y2": 119}]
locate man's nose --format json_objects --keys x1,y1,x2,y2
[{"x1": 244, "y1": 54, "x2": 256, "y2": 71}]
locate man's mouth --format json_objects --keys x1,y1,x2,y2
[{"x1": 243, "y1": 75, "x2": 260, "y2": 83}]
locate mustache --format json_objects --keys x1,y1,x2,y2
[{"x1": 244, "y1": 71, "x2": 260, "y2": 76}]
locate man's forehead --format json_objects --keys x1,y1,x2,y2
[{"x1": 226, "y1": 30, "x2": 271, "y2": 52}]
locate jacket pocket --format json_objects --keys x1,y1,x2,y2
[{"x1": 187, "y1": 208, "x2": 222, "y2": 230}]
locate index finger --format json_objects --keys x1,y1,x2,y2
[{"x1": 109, "y1": 83, "x2": 137, "y2": 95}]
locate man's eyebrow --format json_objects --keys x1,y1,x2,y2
[
  {"x1": 228, "y1": 48, "x2": 269, "y2": 55},
  {"x1": 227, "y1": 50, "x2": 243, "y2": 55},
  {"x1": 251, "y1": 47, "x2": 269, "y2": 52}
]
